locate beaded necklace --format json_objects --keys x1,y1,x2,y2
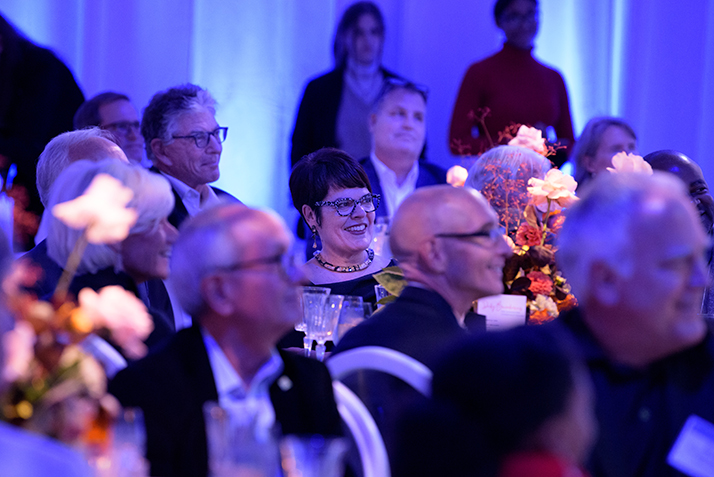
[{"x1": 314, "y1": 249, "x2": 374, "y2": 273}]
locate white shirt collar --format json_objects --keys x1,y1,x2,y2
[
  {"x1": 370, "y1": 152, "x2": 420, "y2": 217},
  {"x1": 160, "y1": 172, "x2": 221, "y2": 217}
]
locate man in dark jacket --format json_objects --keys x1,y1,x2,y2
[{"x1": 110, "y1": 204, "x2": 342, "y2": 477}]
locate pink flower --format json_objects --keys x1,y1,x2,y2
[
  {"x1": 508, "y1": 125, "x2": 547, "y2": 155},
  {"x1": 2, "y1": 321, "x2": 36, "y2": 382},
  {"x1": 52, "y1": 174, "x2": 138, "y2": 244},
  {"x1": 607, "y1": 152, "x2": 653, "y2": 175},
  {"x1": 78, "y1": 286, "x2": 153, "y2": 359},
  {"x1": 527, "y1": 169, "x2": 578, "y2": 209},
  {"x1": 527, "y1": 270, "x2": 554, "y2": 296},
  {"x1": 446, "y1": 165, "x2": 469, "y2": 187},
  {"x1": 515, "y1": 223, "x2": 542, "y2": 247}
]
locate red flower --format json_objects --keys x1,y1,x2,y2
[
  {"x1": 515, "y1": 223, "x2": 542, "y2": 247},
  {"x1": 527, "y1": 271, "x2": 553, "y2": 295}
]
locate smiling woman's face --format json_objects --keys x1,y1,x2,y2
[{"x1": 309, "y1": 187, "x2": 375, "y2": 263}]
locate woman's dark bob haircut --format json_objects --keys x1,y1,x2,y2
[{"x1": 290, "y1": 147, "x2": 372, "y2": 224}]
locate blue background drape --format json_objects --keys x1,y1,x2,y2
[{"x1": 3, "y1": 0, "x2": 713, "y2": 223}]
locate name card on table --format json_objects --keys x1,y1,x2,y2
[
  {"x1": 476, "y1": 294, "x2": 527, "y2": 331},
  {"x1": 667, "y1": 415, "x2": 714, "y2": 476}
]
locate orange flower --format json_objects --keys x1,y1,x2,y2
[
  {"x1": 529, "y1": 308, "x2": 555, "y2": 325},
  {"x1": 515, "y1": 223, "x2": 542, "y2": 246},
  {"x1": 548, "y1": 213, "x2": 566, "y2": 233},
  {"x1": 527, "y1": 271, "x2": 553, "y2": 295},
  {"x1": 556, "y1": 294, "x2": 578, "y2": 312}
]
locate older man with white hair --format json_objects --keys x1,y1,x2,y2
[
  {"x1": 109, "y1": 204, "x2": 343, "y2": 477},
  {"x1": 555, "y1": 171, "x2": 714, "y2": 477},
  {"x1": 24, "y1": 128, "x2": 128, "y2": 297}
]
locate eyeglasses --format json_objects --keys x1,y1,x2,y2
[
  {"x1": 218, "y1": 252, "x2": 297, "y2": 281},
  {"x1": 434, "y1": 226, "x2": 506, "y2": 246},
  {"x1": 102, "y1": 120, "x2": 141, "y2": 135},
  {"x1": 380, "y1": 77, "x2": 429, "y2": 102},
  {"x1": 314, "y1": 193, "x2": 381, "y2": 217},
  {"x1": 172, "y1": 127, "x2": 228, "y2": 148}
]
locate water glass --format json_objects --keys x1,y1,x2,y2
[
  {"x1": 333, "y1": 295, "x2": 366, "y2": 345},
  {"x1": 204, "y1": 402, "x2": 280, "y2": 477},
  {"x1": 307, "y1": 294, "x2": 344, "y2": 361},
  {"x1": 300, "y1": 286, "x2": 331, "y2": 356},
  {"x1": 280, "y1": 435, "x2": 347, "y2": 477}
]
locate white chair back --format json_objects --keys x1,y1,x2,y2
[
  {"x1": 332, "y1": 381, "x2": 391, "y2": 477},
  {"x1": 327, "y1": 346, "x2": 433, "y2": 397}
]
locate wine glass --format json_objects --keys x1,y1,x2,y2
[
  {"x1": 300, "y1": 287, "x2": 331, "y2": 357},
  {"x1": 333, "y1": 295, "x2": 367, "y2": 345},
  {"x1": 307, "y1": 294, "x2": 344, "y2": 361},
  {"x1": 280, "y1": 435, "x2": 347, "y2": 477}
]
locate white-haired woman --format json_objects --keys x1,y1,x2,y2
[
  {"x1": 466, "y1": 145, "x2": 551, "y2": 233},
  {"x1": 46, "y1": 159, "x2": 178, "y2": 352}
]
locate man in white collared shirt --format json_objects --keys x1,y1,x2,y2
[
  {"x1": 141, "y1": 84, "x2": 239, "y2": 329},
  {"x1": 109, "y1": 204, "x2": 343, "y2": 477},
  {"x1": 360, "y1": 80, "x2": 446, "y2": 220},
  {"x1": 142, "y1": 83, "x2": 238, "y2": 229}
]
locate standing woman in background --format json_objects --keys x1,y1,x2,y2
[
  {"x1": 291, "y1": 1, "x2": 400, "y2": 168},
  {"x1": 449, "y1": 0, "x2": 574, "y2": 166}
]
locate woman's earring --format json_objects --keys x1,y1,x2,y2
[{"x1": 311, "y1": 226, "x2": 319, "y2": 249}]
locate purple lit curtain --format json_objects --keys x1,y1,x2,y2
[{"x1": 2, "y1": 0, "x2": 713, "y2": 222}]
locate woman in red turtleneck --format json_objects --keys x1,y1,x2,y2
[{"x1": 449, "y1": 0, "x2": 574, "y2": 165}]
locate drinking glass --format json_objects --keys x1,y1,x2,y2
[
  {"x1": 333, "y1": 295, "x2": 366, "y2": 345},
  {"x1": 204, "y1": 402, "x2": 280, "y2": 477},
  {"x1": 307, "y1": 294, "x2": 344, "y2": 361},
  {"x1": 300, "y1": 287, "x2": 331, "y2": 356},
  {"x1": 280, "y1": 435, "x2": 347, "y2": 477}
]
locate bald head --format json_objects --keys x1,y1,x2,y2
[
  {"x1": 645, "y1": 150, "x2": 714, "y2": 234},
  {"x1": 36, "y1": 128, "x2": 129, "y2": 206},
  {"x1": 389, "y1": 185, "x2": 511, "y2": 314},
  {"x1": 390, "y1": 185, "x2": 496, "y2": 262}
]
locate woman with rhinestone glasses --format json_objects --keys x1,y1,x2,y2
[{"x1": 289, "y1": 147, "x2": 394, "y2": 302}]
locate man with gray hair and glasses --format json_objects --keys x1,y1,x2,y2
[
  {"x1": 555, "y1": 171, "x2": 714, "y2": 476},
  {"x1": 141, "y1": 83, "x2": 238, "y2": 229}
]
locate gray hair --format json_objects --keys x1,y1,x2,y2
[
  {"x1": 141, "y1": 84, "x2": 217, "y2": 164},
  {"x1": 571, "y1": 116, "x2": 637, "y2": 187},
  {"x1": 466, "y1": 145, "x2": 551, "y2": 232},
  {"x1": 36, "y1": 128, "x2": 120, "y2": 207},
  {"x1": 557, "y1": 171, "x2": 687, "y2": 303},
  {"x1": 47, "y1": 159, "x2": 174, "y2": 275},
  {"x1": 170, "y1": 204, "x2": 245, "y2": 316}
]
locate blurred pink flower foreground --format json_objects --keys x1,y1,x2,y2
[{"x1": 52, "y1": 173, "x2": 138, "y2": 244}]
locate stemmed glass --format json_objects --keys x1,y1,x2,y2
[
  {"x1": 306, "y1": 294, "x2": 344, "y2": 361},
  {"x1": 300, "y1": 287, "x2": 331, "y2": 357},
  {"x1": 333, "y1": 295, "x2": 368, "y2": 345}
]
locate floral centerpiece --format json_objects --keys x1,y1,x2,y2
[{"x1": 0, "y1": 173, "x2": 153, "y2": 453}]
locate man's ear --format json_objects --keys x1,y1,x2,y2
[
  {"x1": 368, "y1": 112, "x2": 378, "y2": 134},
  {"x1": 584, "y1": 155, "x2": 598, "y2": 174},
  {"x1": 151, "y1": 138, "x2": 173, "y2": 168},
  {"x1": 201, "y1": 275, "x2": 233, "y2": 316},
  {"x1": 302, "y1": 205, "x2": 318, "y2": 230},
  {"x1": 418, "y1": 237, "x2": 448, "y2": 274},
  {"x1": 589, "y1": 261, "x2": 621, "y2": 306}
]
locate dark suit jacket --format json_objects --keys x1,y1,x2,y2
[
  {"x1": 331, "y1": 286, "x2": 467, "y2": 471},
  {"x1": 109, "y1": 325, "x2": 343, "y2": 477},
  {"x1": 358, "y1": 156, "x2": 447, "y2": 218},
  {"x1": 290, "y1": 66, "x2": 399, "y2": 168},
  {"x1": 148, "y1": 166, "x2": 239, "y2": 229},
  {"x1": 21, "y1": 239, "x2": 62, "y2": 299}
]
